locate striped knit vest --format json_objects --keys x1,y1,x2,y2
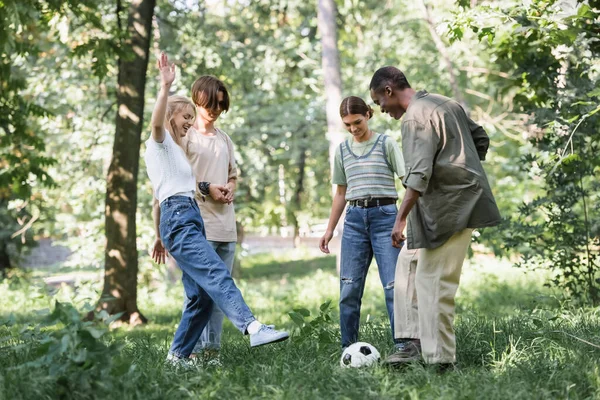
[{"x1": 341, "y1": 134, "x2": 398, "y2": 201}]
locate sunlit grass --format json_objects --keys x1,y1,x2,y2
[{"x1": 1, "y1": 249, "x2": 599, "y2": 399}]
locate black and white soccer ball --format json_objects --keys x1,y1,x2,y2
[{"x1": 340, "y1": 342, "x2": 381, "y2": 368}]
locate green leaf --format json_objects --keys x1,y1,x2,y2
[
  {"x1": 293, "y1": 308, "x2": 310, "y2": 317},
  {"x1": 85, "y1": 326, "x2": 105, "y2": 339},
  {"x1": 288, "y1": 311, "x2": 305, "y2": 327},
  {"x1": 319, "y1": 300, "x2": 332, "y2": 312}
]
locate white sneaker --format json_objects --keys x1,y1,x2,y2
[
  {"x1": 250, "y1": 325, "x2": 289, "y2": 347},
  {"x1": 165, "y1": 353, "x2": 199, "y2": 370}
]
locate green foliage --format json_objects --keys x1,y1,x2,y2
[
  {"x1": 452, "y1": 0, "x2": 600, "y2": 303},
  {"x1": 2, "y1": 252, "x2": 600, "y2": 399},
  {"x1": 0, "y1": 0, "x2": 111, "y2": 271},
  {"x1": 288, "y1": 300, "x2": 337, "y2": 345},
  {"x1": 3, "y1": 301, "x2": 125, "y2": 397}
]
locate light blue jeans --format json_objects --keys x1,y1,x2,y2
[
  {"x1": 159, "y1": 196, "x2": 254, "y2": 358},
  {"x1": 339, "y1": 204, "x2": 402, "y2": 348},
  {"x1": 185, "y1": 241, "x2": 236, "y2": 352}
]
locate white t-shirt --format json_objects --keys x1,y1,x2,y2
[{"x1": 144, "y1": 130, "x2": 195, "y2": 203}]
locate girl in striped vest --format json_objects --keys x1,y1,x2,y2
[{"x1": 319, "y1": 96, "x2": 406, "y2": 350}]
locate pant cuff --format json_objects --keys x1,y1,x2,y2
[
  {"x1": 422, "y1": 354, "x2": 456, "y2": 364},
  {"x1": 394, "y1": 331, "x2": 419, "y2": 339},
  {"x1": 242, "y1": 317, "x2": 257, "y2": 335},
  {"x1": 198, "y1": 342, "x2": 221, "y2": 350}
]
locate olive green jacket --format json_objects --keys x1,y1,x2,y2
[{"x1": 401, "y1": 90, "x2": 501, "y2": 249}]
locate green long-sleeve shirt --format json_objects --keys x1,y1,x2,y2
[{"x1": 401, "y1": 90, "x2": 501, "y2": 249}]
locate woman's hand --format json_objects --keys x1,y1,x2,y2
[
  {"x1": 319, "y1": 230, "x2": 334, "y2": 254},
  {"x1": 152, "y1": 238, "x2": 167, "y2": 264},
  {"x1": 157, "y1": 52, "x2": 176, "y2": 87}
]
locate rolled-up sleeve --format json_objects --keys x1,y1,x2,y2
[
  {"x1": 401, "y1": 119, "x2": 438, "y2": 194},
  {"x1": 467, "y1": 116, "x2": 489, "y2": 161}
]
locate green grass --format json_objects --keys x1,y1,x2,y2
[{"x1": 1, "y1": 249, "x2": 600, "y2": 399}]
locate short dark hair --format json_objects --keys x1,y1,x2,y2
[
  {"x1": 191, "y1": 75, "x2": 230, "y2": 112},
  {"x1": 369, "y1": 66, "x2": 411, "y2": 93},
  {"x1": 340, "y1": 96, "x2": 374, "y2": 119}
]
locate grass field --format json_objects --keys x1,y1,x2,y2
[{"x1": 1, "y1": 249, "x2": 599, "y2": 399}]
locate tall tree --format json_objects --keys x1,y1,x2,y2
[
  {"x1": 99, "y1": 0, "x2": 156, "y2": 323},
  {"x1": 0, "y1": 0, "x2": 102, "y2": 275},
  {"x1": 317, "y1": 0, "x2": 344, "y2": 174},
  {"x1": 318, "y1": 0, "x2": 344, "y2": 269},
  {"x1": 451, "y1": 0, "x2": 600, "y2": 304}
]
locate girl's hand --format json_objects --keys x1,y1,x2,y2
[
  {"x1": 319, "y1": 231, "x2": 334, "y2": 254},
  {"x1": 157, "y1": 52, "x2": 176, "y2": 87},
  {"x1": 152, "y1": 238, "x2": 168, "y2": 264}
]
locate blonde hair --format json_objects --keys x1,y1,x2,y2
[{"x1": 165, "y1": 95, "x2": 196, "y2": 145}]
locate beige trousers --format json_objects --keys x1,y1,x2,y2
[{"x1": 393, "y1": 228, "x2": 473, "y2": 364}]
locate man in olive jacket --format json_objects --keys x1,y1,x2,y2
[{"x1": 370, "y1": 66, "x2": 501, "y2": 368}]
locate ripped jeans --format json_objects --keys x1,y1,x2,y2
[{"x1": 339, "y1": 204, "x2": 402, "y2": 348}]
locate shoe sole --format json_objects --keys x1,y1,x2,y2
[{"x1": 250, "y1": 334, "x2": 289, "y2": 348}]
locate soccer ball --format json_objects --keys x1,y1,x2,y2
[{"x1": 340, "y1": 342, "x2": 380, "y2": 368}]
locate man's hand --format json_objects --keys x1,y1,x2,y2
[
  {"x1": 152, "y1": 238, "x2": 167, "y2": 264},
  {"x1": 391, "y1": 218, "x2": 406, "y2": 248},
  {"x1": 319, "y1": 230, "x2": 334, "y2": 254},
  {"x1": 209, "y1": 184, "x2": 230, "y2": 204}
]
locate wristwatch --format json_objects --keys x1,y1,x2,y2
[{"x1": 198, "y1": 181, "x2": 211, "y2": 196}]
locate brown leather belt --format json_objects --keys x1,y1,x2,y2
[{"x1": 347, "y1": 198, "x2": 396, "y2": 208}]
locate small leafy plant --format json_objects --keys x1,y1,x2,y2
[{"x1": 288, "y1": 300, "x2": 338, "y2": 346}]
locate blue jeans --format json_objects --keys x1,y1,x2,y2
[
  {"x1": 339, "y1": 204, "x2": 402, "y2": 348},
  {"x1": 159, "y1": 196, "x2": 255, "y2": 358},
  {"x1": 186, "y1": 241, "x2": 236, "y2": 352}
]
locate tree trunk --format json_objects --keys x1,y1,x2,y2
[
  {"x1": 317, "y1": 0, "x2": 345, "y2": 173},
  {"x1": 0, "y1": 240, "x2": 11, "y2": 278},
  {"x1": 318, "y1": 0, "x2": 344, "y2": 272},
  {"x1": 291, "y1": 130, "x2": 308, "y2": 248},
  {"x1": 98, "y1": 0, "x2": 155, "y2": 325}
]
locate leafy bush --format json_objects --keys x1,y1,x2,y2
[
  {"x1": 452, "y1": 0, "x2": 600, "y2": 304},
  {"x1": 5, "y1": 301, "x2": 126, "y2": 397}
]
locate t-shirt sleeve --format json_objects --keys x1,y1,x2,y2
[
  {"x1": 401, "y1": 119, "x2": 438, "y2": 194},
  {"x1": 148, "y1": 129, "x2": 171, "y2": 149},
  {"x1": 224, "y1": 133, "x2": 238, "y2": 181},
  {"x1": 331, "y1": 144, "x2": 347, "y2": 185},
  {"x1": 385, "y1": 136, "x2": 406, "y2": 179}
]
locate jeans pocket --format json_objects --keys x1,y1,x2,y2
[{"x1": 378, "y1": 204, "x2": 397, "y2": 215}]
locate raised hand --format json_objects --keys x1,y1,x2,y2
[{"x1": 157, "y1": 52, "x2": 176, "y2": 87}]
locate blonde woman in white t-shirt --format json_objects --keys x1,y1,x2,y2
[
  {"x1": 146, "y1": 52, "x2": 288, "y2": 368},
  {"x1": 154, "y1": 75, "x2": 240, "y2": 365}
]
